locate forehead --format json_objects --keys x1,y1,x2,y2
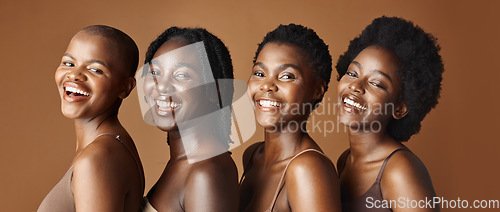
[
  {"x1": 150, "y1": 40, "x2": 203, "y2": 70},
  {"x1": 66, "y1": 32, "x2": 125, "y2": 73},
  {"x1": 256, "y1": 42, "x2": 312, "y2": 70},
  {"x1": 352, "y1": 46, "x2": 401, "y2": 77}
]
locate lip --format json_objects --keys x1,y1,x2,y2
[
  {"x1": 62, "y1": 82, "x2": 91, "y2": 102},
  {"x1": 255, "y1": 97, "x2": 285, "y2": 112},
  {"x1": 340, "y1": 93, "x2": 367, "y2": 113},
  {"x1": 153, "y1": 95, "x2": 182, "y2": 117}
]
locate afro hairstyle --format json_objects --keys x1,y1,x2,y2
[{"x1": 336, "y1": 16, "x2": 444, "y2": 141}]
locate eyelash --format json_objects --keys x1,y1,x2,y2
[
  {"x1": 62, "y1": 62, "x2": 74, "y2": 67},
  {"x1": 369, "y1": 81, "x2": 384, "y2": 88},
  {"x1": 346, "y1": 71, "x2": 357, "y2": 78},
  {"x1": 89, "y1": 67, "x2": 104, "y2": 74},
  {"x1": 279, "y1": 73, "x2": 296, "y2": 80},
  {"x1": 150, "y1": 69, "x2": 160, "y2": 77},
  {"x1": 175, "y1": 72, "x2": 190, "y2": 80},
  {"x1": 253, "y1": 71, "x2": 264, "y2": 77}
]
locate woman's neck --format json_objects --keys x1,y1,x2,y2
[
  {"x1": 263, "y1": 121, "x2": 307, "y2": 166},
  {"x1": 347, "y1": 128, "x2": 400, "y2": 163},
  {"x1": 73, "y1": 111, "x2": 120, "y2": 153},
  {"x1": 167, "y1": 123, "x2": 225, "y2": 163}
]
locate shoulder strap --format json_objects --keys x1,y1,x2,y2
[
  {"x1": 266, "y1": 149, "x2": 326, "y2": 212},
  {"x1": 376, "y1": 148, "x2": 408, "y2": 182},
  {"x1": 239, "y1": 142, "x2": 264, "y2": 184}
]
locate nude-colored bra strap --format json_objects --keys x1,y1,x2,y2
[{"x1": 266, "y1": 149, "x2": 326, "y2": 212}]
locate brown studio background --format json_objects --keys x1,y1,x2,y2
[{"x1": 1, "y1": 0, "x2": 499, "y2": 211}]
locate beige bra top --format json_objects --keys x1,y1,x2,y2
[{"x1": 38, "y1": 133, "x2": 138, "y2": 212}]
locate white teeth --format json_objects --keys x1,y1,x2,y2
[
  {"x1": 64, "y1": 87, "x2": 89, "y2": 96},
  {"x1": 258, "y1": 100, "x2": 282, "y2": 107},
  {"x1": 156, "y1": 100, "x2": 180, "y2": 109},
  {"x1": 343, "y1": 98, "x2": 367, "y2": 110}
]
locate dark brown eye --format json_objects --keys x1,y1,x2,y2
[{"x1": 63, "y1": 62, "x2": 74, "y2": 67}]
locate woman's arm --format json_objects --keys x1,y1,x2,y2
[
  {"x1": 286, "y1": 151, "x2": 342, "y2": 211},
  {"x1": 381, "y1": 151, "x2": 439, "y2": 212},
  {"x1": 72, "y1": 138, "x2": 130, "y2": 211}
]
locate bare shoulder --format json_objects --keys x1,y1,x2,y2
[
  {"x1": 381, "y1": 149, "x2": 436, "y2": 202},
  {"x1": 73, "y1": 136, "x2": 130, "y2": 182},
  {"x1": 189, "y1": 153, "x2": 238, "y2": 181},
  {"x1": 184, "y1": 153, "x2": 239, "y2": 211},
  {"x1": 242, "y1": 141, "x2": 264, "y2": 170},
  {"x1": 383, "y1": 150, "x2": 432, "y2": 184},
  {"x1": 285, "y1": 150, "x2": 341, "y2": 211},
  {"x1": 287, "y1": 149, "x2": 337, "y2": 178},
  {"x1": 71, "y1": 136, "x2": 133, "y2": 209}
]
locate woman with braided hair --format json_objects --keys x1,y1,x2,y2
[{"x1": 139, "y1": 27, "x2": 238, "y2": 212}]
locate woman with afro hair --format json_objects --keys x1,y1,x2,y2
[{"x1": 336, "y1": 16, "x2": 443, "y2": 211}]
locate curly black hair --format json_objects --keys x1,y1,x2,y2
[
  {"x1": 82, "y1": 25, "x2": 139, "y2": 78},
  {"x1": 144, "y1": 27, "x2": 234, "y2": 148},
  {"x1": 336, "y1": 16, "x2": 444, "y2": 142},
  {"x1": 254, "y1": 23, "x2": 332, "y2": 106}
]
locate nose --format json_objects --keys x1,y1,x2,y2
[
  {"x1": 66, "y1": 67, "x2": 87, "y2": 81},
  {"x1": 259, "y1": 78, "x2": 277, "y2": 92},
  {"x1": 154, "y1": 77, "x2": 175, "y2": 94},
  {"x1": 348, "y1": 78, "x2": 365, "y2": 94}
]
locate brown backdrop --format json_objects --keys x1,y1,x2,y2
[{"x1": 1, "y1": 0, "x2": 499, "y2": 211}]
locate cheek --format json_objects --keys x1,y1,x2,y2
[
  {"x1": 54, "y1": 68, "x2": 65, "y2": 84},
  {"x1": 246, "y1": 80, "x2": 259, "y2": 96},
  {"x1": 337, "y1": 78, "x2": 349, "y2": 95},
  {"x1": 143, "y1": 80, "x2": 156, "y2": 96}
]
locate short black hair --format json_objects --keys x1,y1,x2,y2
[
  {"x1": 254, "y1": 23, "x2": 332, "y2": 106},
  {"x1": 82, "y1": 25, "x2": 139, "y2": 77},
  {"x1": 145, "y1": 27, "x2": 234, "y2": 147},
  {"x1": 336, "y1": 16, "x2": 444, "y2": 141}
]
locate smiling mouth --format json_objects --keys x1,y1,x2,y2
[
  {"x1": 342, "y1": 97, "x2": 367, "y2": 111},
  {"x1": 257, "y1": 99, "x2": 284, "y2": 108},
  {"x1": 155, "y1": 98, "x2": 181, "y2": 116},
  {"x1": 64, "y1": 86, "x2": 90, "y2": 97}
]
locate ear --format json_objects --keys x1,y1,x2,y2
[
  {"x1": 393, "y1": 101, "x2": 408, "y2": 120},
  {"x1": 119, "y1": 77, "x2": 136, "y2": 99},
  {"x1": 313, "y1": 80, "x2": 327, "y2": 102}
]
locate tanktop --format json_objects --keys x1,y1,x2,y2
[
  {"x1": 339, "y1": 148, "x2": 408, "y2": 212},
  {"x1": 38, "y1": 133, "x2": 141, "y2": 212},
  {"x1": 239, "y1": 142, "x2": 329, "y2": 212}
]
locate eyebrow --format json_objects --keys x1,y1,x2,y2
[
  {"x1": 253, "y1": 62, "x2": 267, "y2": 70},
  {"x1": 87, "y1": 59, "x2": 108, "y2": 68},
  {"x1": 253, "y1": 62, "x2": 301, "y2": 72},
  {"x1": 63, "y1": 53, "x2": 108, "y2": 68},
  {"x1": 150, "y1": 61, "x2": 196, "y2": 71},
  {"x1": 174, "y1": 62, "x2": 196, "y2": 70},
  {"x1": 351, "y1": 60, "x2": 392, "y2": 82},
  {"x1": 63, "y1": 53, "x2": 75, "y2": 60},
  {"x1": 371, "y1": 70, "x2": 392, "y2": 82}
]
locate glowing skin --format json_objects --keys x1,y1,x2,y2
[
  {"x1": 337, "y1": 46, "x2": 437, "y2": 212},
  {"x1": 50, "y1": 29, "x2": 144, "y2": 212},
  {"x1": 240, "y1": 42, "x2": 341, "y2": 212}
]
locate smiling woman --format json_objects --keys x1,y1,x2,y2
[
  {"x1": 335, "y1": 16, "x2": 444, "y2": 212},
  {"x1": 239, "y1": 24, "x2": 341, "y2": 212},
  {"x1": 38, "y1": 25, "x2": 145, "y2": 212},
  {"x1": 138, "y1": 27, "x2": 239, "y2": 212}
]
